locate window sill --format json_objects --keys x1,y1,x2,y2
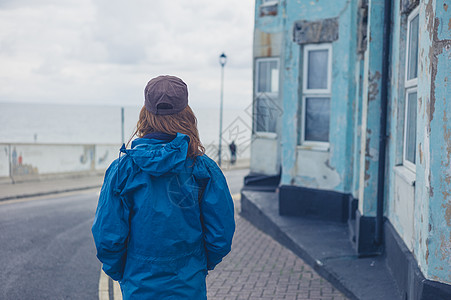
[
  {"x1": 261, "y1": 1, "x2": 279, "y2": 6},
  {"x1": 393, "y1": 165, "x2": 416, "y2": 186},
  {"x1": 254, "y1": 132, "x2": 277, "y2": 139},
  {"x1": 297, "y1": 144, "x2": 330, "y2": 152}
]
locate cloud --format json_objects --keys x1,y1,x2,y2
[{"x1": 0, "y1": 0, "x2": 254, "y2": 109}]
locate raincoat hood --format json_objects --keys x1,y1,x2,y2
[{"x1": 126, "y1": 132, "x2": 190, "y2": 176}]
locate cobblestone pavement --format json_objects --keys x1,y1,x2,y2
[{"x1": 206, "y1": 199, "x2": 348, "y2": 300}]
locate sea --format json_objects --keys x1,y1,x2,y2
[{"x1": 0, "y1": 102, "x2": 252, "y2": 159}]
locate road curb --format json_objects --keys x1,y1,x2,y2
[{"x1": 0, "y1": 184, "x2": 102, "y2": 202}]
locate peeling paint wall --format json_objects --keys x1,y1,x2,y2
[
  {"x1": 280, "y1": 0, "x2": 358, "y2": 194},
  {"x1": 351, "y1": 56, "x2": 365, "y2": 199},
  {"x1": 294, "y1": 150, "x2": 341, "y2": 189},
  {"x1": 357, "y1": 0, "x2": 385, "y2": 216},
  {"x1": 415, "y1": 0, "x2": 451, "y2": 284},
  {"x1": 254, "y1": 1, "x2": 284, "y2": 33},
  {"x1": 254, "y1": 30, "x2": 283, "y2": 58},
  {"x1": 384, "y1": 0, "x2": 451, "y2": 284}
]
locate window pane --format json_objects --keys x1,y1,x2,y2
[
  {"x1": 305, "y1": 97, "x2": 330, "y2": 142},
  {"x1": 255, "y1": 96, "x2": 277, "y2": 132},
  {"x1": 257, "y1": 60, "x2": 279, "y2": 93},
  {"x1": 257, "y1": 61, "x2": 268, "y2": 92},
  {"x1": 307, "y1": 49, "x2": 328, "y2": 90},
  {"x1": 405, "y1": 92, "x2": 417, "y2": 164},
  {"x1": 407, "y1": 14, "x2": 419, "y2": 80}
]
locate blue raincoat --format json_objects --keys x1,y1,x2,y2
[{"x1": 92, "y1": 133, "x2": 235, "y2": 299}]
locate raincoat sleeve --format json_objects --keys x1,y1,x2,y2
[
  {"x1": 199, "y1": 158, "x2": 235, "y2": 271},
  {"x1": 91, "y1": 160, "x2": 130, "y2": 281}
]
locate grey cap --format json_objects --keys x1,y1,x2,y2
[{"x1": 144, "y1": 75, "x2": 188, "y2": 115}]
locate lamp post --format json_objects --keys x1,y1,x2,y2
[{"x1": 218, "y1": 52, "x2": 227, "y2": 167}]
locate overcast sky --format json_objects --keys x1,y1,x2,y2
[{"x1": 0, "y1": 0, "x2": 255, "y2": 111}]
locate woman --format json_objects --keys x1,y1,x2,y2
[{"x1": 92, "y1": 75, "x2": 235, "y2": 299}]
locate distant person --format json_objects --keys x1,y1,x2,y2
[
  {"x1": 229, "y1": 141, "x2": 237, "y2": 165},
  {"x1": 92, "y1": 75, "x2": 235, "y2": 299}
]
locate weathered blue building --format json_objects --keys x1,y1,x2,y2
[{"x1": 246, "y1": 0, "x2": 450, "y2": 298}]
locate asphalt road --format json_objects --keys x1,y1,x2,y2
[
  {"x1": 0, "y1": 190, "x2": 101, "y2": 299},
  {"x1": 0, "y1": 168, "x2": 248, "y2": 300}
]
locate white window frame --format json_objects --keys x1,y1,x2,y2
[
  {"x1": 302, "y1": 43, "x2": 332, "y2": 95},
  {"x1": 402, "y1": 6, "x2": 419, "y2": 172},
  {"x1": 404, "y1": 6, "x2": 419, "y2": 89},
  {"x1": 300, "y1": 43, "x2": 332, "y2": 147},
  {"x1": 255, "y1": 57, "x2": 279, "y2": 95},
  {"x1": 254, "y1": 57, "x2": 280, "y2": 133}
]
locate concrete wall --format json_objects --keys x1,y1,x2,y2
[
  {"x1": 0, "y1": 143, "x2": 118, "y2": 183},
  {"x1": 0, "y1": 145, "x2": 9, "y2": 178},
  {"x1": 280, "y1": 0, "x2": 358, "y2": 193}
]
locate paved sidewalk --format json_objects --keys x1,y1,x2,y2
[
  {"x1": 241, "y1": 191, "x2": 404, "y2": 300},
  {"x1": 0, "y1": 174, "x2": 104, "y2": 201},
  {"x1": 206, "y1": 197, "x2": 348, "y2": 300}
]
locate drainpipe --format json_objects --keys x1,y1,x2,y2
[{"x1": 375, "y1": 0, "x2": 392, "y2": 245}]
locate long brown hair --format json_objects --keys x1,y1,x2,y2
[{"x1": 129, "y1": 105, "x2": 205, "y2": 158}]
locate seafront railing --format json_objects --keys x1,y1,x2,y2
[
  {"x1": 0, "y1": 143, "x2": 119, "y2": 184},
  {"x1": 0, "y1": 142, "x2": 250, "y2": 184}
]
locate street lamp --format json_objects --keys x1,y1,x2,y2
[{"x1": 218, "y1": 52, "x2": 227, "y2": 167}]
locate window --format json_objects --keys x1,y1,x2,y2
[
  {"x1": 260, "y1": 0, "x2": 278, "y2": 17},
  {"x1": 404, "y1": 90, "x2": 417, "y2": 164},
  {"x1": 254, "y1": 57, "x2": 279, "y2": 133},
  {"x1": 300, "y1": 44, "x2": 332, "y2": 145},
  {"x1": 406, "y1": 11, "x2": 419, "y2": 84},
  {"x1": 403, "y1": 7, "x2": 419, "y2": 171}
]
